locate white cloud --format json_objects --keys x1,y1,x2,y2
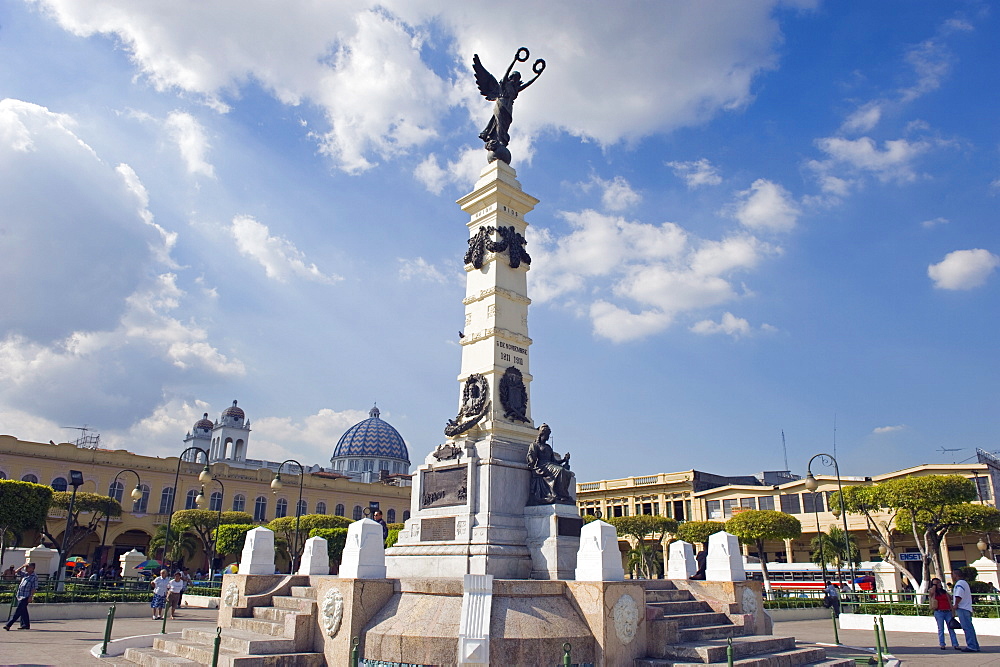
[
  {"x1": 667, "y1": 158, "x2": 722, "y2": 188},
  {"x1": 730, "y1": 179, "x2": 800, "y2": 232},
  {"x1": 921, "y1": 217, "x2": 949, "y2": 229},
  {"x1": 230, "y1": 215, "x2": 341, "y2": 284},
  {"x1": 872, "y1": 424, "x2": 906, "y2": 435},
  {"x1": 165, "y1": 111, "x2": 215, "y2": 177},
  {"x1": 690, "y1": 312, "x2": 752, "y2": 338},
  {"x1": 413, "y1": 148, "x2": 482, "y2": 195},
  {"x1": 811, "y1": 136, "x2": 931, "y2": 186},
  {"x1": 928, "y1": 249, "x2": 1000, "y2": 290},
  {"x1": 32, "y1": 2, "x2": 800, "y2": 172},
  {"x1": 598, "y1": 176, "x2": 641, "y2": 211},
  {"x1": 840, "y1": 102, "x2": 882, "y2": 134},
  {"x1": 250, "y1": 407, "x2": 372, "y2": 467},
  {"x1": 398, "y1": 257, "x2": 450, "y2": 284}
]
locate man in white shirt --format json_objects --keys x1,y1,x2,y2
[{"x1": 951, "y1": 568, "x2": 980, "y2": 652}]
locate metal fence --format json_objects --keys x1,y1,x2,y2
[
  {"x1": 762, "y1": 587, "x2": 1000, "y2": 617},
  {"x1": 0, "y1": 578, "x2": 221, "y2": 604}
]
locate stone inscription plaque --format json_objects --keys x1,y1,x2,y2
[
  {"x1": 420, "y1": 517, "x2": 457, "y2": 542},
  {"x1": 420, "y1": 465, "x2": 468, "y2": 509},
  {"x1": 558, "y1": 516, "x2": 583, "y2": 537}
]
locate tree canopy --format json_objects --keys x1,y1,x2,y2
[
  {"x1": 675, "y1": 521, "x2": 726, "y2": 545},
  {"x1": 42, "y1": 491, "x2": 122, "y2": 560},
  {"x1": 607, "y1": 515, "x2": 677, "y2": 579},
  {"x1": 725, "y1": 510, "x2": 801, "y2": 593},
  {"x1": 0, "y1": 480, "x2": 53, "y2": 562},
  {"x1": 215, "y1": 524, "x2": 257, "y2": 556},
  {"x1": 171, "y1": 509, "x2": 254, "y2": 571}
]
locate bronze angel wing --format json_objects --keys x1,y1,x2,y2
[{"x1": 472, "y1": 54, "x2": 501, "y2": 101}]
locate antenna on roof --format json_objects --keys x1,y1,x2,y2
[
  {"x1": 832, "y1": 414, "x2": 837, "y2": 460},
  {"x1": 61, "y1": 425, "x2": 101, "y2": 449},
  {"x1": 781, "y1": 430, "x2": 788, "y2": 472},
  {"x1": 938, "y1": 446, "x2": 964, "y2": 464}
]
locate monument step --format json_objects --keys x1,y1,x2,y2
[
  {"x1": 290, "y1": 585, "x2": 317, "y2": 599},
  {"x1": 678, "y1": 624, "x2": 742, "y2": 642},
  {"x1": 230, "y1": 615, "x2": 288, "y2": 637},
  {"x1": 645, "y1": 588, "x2": 696, "y2": 603},
  {"x1": 272, "y1": 594, "x2": 317, "y2": 612},
  {"x1": 123, "y1": 646, "x2": 203, "y2": 666},
  {"x1": 134, "y1": 640, "x2": 326, "y2": 667},
  {"x1": 653, "y1": 636, "x2": 798, "y2": 663},
  {"x1": 182, "y1": 626, "x2": 298, "y2": 654},
  {"x1": 253, "y1": 605, "x2": 305, "y2": 622},
  {"x1": 636, "y1": 646, "x2": 846, "y2": 666},
  {"x1": 149, "y1": 637, "x2": 250, "y2": 665},
  {"x1": 660, "y1": 611, "x2": 731, "y2": 629},
  {"x1": 647, "y1": 599, "x2": 716, "y2": 615}
]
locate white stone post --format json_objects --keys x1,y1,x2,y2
[
  {"x1": 340, "y1": 518, "x2": 386, "y2": 578},
  {"x1": 118, "y1": 548, "x2": 146, "y2": 579},
  {"x1": 457, "y1": 574, "x2": 493, "y2": 665},
  {"x1": 971, "y1": 556, "x2": 1000, "y2": 590},
  {"x1": 240, "y1": 527, "x2": 276, "y2": 575},
  {"x1": 706, "y1": 531, "x2": 745, "y2": 582},
  {"x1": 297, "y1": 536, "x2": 330, "y2": 576},
  {"x1": 23, "y1": 544, "x2": 60, "y2": 578},
  {"x1": 666, "y1": 540, "x2": 696, "y2": 580},
  {"x1": 574, "y1": 520, "x2": 624, "y2": 582}
]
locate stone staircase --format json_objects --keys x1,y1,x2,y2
[
  {"x1": 637, "y1": 582, "x2": 853, "y2": 666},
  {"x1": 123, "y1": 586, "x2": 324, "y2": 666}
]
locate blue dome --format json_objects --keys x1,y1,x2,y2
[{"x1": 332, "y1": 407, "x2": 409, "y2": 462}]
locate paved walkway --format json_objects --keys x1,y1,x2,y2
[
  {"x1": 775, "y1": 618, "x2": 999, "y2": 665},
  {"x1": 1, "y1": 609, "x2": 998, "y2": 665},
  {"x1": 0, "y1": 607, "x2": 219, "y2": 666}
]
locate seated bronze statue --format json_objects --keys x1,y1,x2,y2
[{"x1": 527, "y1": 423, "x2": 574, "y2": 505}]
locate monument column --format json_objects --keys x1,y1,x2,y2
[{"x1": 385, "y1": 160, "x2": 542, "y2": 579}]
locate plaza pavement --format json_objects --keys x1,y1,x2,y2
[{"x1": 0, "y1": 609, "x2": 997, "y2": 665}]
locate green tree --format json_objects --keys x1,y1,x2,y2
[
  {"x1": 309, "y1": 528, "x2": 349, "y2": 570},
  {"x1": 41, "y1": 491, "x2": 121, "y2": 561},
  {"x1": 607, "y1": 515, "x2": 677, "y2": 579},
  {"x1": 809, "y1": 525, "x2": 860, "y2": 573},
  {"x1": 149, "y1": 523, "x2": 200, "y2": 564},
  {"x1": 386, "y1": 528, "x2": 400, "y2": 549},
  {"x1": 832, "y1": 475, "x2": 1000, "y2": 589},
  {"x1": 267, "y1": 514, "x2": 353, "y2": 565},
  {"x1": 675, "y1": 521, "x2": 726, "y2": 546},
  {"x1": 215, "y1": 524, "x2": 257, "y2": 557},
  {"x1": 725, "y1": 510, "x2": 801, "y2": 594},
  {"x1": 172, "y1": 509, "x2": 253, "y2": 570},
  {"x1": 0, "y1": 480, "x2": 53, "y2": 564}
]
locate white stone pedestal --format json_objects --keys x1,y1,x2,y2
[
  {"x1": 971, "y1": 556, "x2": 1000, "y2": 589},
  {"x1": 340, "y1": 518, "x2": 387, "y2": 579},
  {"x1": 706, "y1": 532, "x2": 745, "y2": 582},
  {"x1": 297, "y1": 536, "x2": 330, "y2": 575},
  {"x1": 524, "y1": 504, "x2": 582, "y2": 580},
  {"x1": 240, "y1": 527, "x2": 276, "y2": 575},
  {"x1": 873, "y1": 560, "x2": 902, "y2": 593},
  {"x1": 574, "y1": 520, "x2": 625, "y2": 582},
  {"x1": 667, "y1": 540, "x2": 696, "y2": 580},
  {"x1": 24, "y1": 544, "x2": 60, "y2": 578},
  {"x1": 119, "y1": 548, "x2": 146, "y2": 578}
]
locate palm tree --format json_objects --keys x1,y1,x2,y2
[
  {"x1": 810, "y1": 526, "x2": 860, "y2": 578},
  {"x1": 149, "y1": 524, "x2": 200, "y2": 565}
]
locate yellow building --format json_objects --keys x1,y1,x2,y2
[
  {"x1": 0, "y1": 404, "x2": 413, "y2": 570},
  {"x1": 578, "y1": 462, "x2": 998, "y2": 580}
]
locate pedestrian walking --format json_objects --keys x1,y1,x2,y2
[
  {"x1": 822, "y1": 581, "x2": 841, "y2": 618},
  {"x1": 177, "y1": 568, "x2": 192, "y2": 608},
  {"x1": 150, "y1": 569, "x2": 169, "y2": 620},
  {"x1": 951, "y1": 567, "x2": 980, "y2": 652},
  {"x1": 3, "y1": 562, "x2": 38, "y2": 631},
  {"x1": 928, "y1": 577, "x2": 960, "y2": 650},
  {"x1": 166, "y1": 571, "x2": 185, "y2": 619}
]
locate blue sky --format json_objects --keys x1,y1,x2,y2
[{"x1": 1, "y1": 1, "x2": 998, "y2": 483}]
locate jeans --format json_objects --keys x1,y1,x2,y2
[
  {"x1": 956, "y1": 608, "x2": 979, "y2": 651},
  {"x1": 5, "y1": 598, "x2": 30, "y2": 629},
  {"x1": 933, "y1": 609, "x2": 959, "y2": 647}
]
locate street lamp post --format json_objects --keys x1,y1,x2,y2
[
  {"x1": 163, "y1": 446, "x2": 211, "y2": 570},
  {"x1": 209, "y1": 477, "x2": 225, "y2": 580},
  {"x1": 271, "y1": 459, "x2": 304, "y2": 574},
  {"x1": 56, "y1": 470, "x2": 85, "y2": 591},
  {"x1": 808, "y1": 485, "x2": 828, "y2": 583},
  {"x1": 805, "y1": 453, "x2": 856, "y2": 587},
  {"x1": 99, "y1": 469, "x2": 143, "y2": 568}
]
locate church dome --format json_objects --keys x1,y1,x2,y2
[
  {"x1": 221, "y1": 400, "x2": 244, "y2": 420},
  {"x1": 193, "y1": 413, "x2": 214, "y2": 430},
  {"x1": 332, "y1": 406, "x2": 409, "y2": 462}
]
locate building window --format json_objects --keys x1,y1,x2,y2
[
  {"x1": 232, "y1": 494, "x2": 246, "y2": 513},
  {"x1": 108, "y1": 481, "x2": 125, "y2": 503},
  {"x1": 758, "y1": 496, "x2": 775, "y2": 511},
  {"x1": 335, "y1": 504, "x2": 345, "y2": 517},
  {"x1": 706, "y1": 500, "x2": 722, "y2": 520},
  {"x1": 275, "y1": 498, "x2": 288, "y2": 518},
  {"x1": 976, "y1": 477, "x2": 992, "y2": 502},
  {"x1": 185, "y1": 489, "x2": 199, "y2": 510},
  {"x1": 348, "y1": 460, "x2": 359, "y2": 472},
  {"x1": 379, "y1": 460, "x2": 390, "y2": 470},
  {"x1": 387, "y1": 509, "x2": 396, "y2": 523},
  {"x1": 363, "y1": 460, "x2": 375, "y2": 472},
  {"x1": 51, "y1": 477, "x2": 68, "y2": 492},
  {"x1": 779, "y1": 494, "x2": 801, "y2": 514},
  {"x1": 740, "y1": 497, "x2": 757, "y2": 510},
  {"x1": 353, "y1": 505, "x2": 363, "y2": 521},
  {"x1": 296, "y1": 499, "x2": 307, "y2": 517},
  {"x1": 722, "y1": 499, "x2": 737, "y2": 518},
  {"x1": 254, "y1": 496, "x2": 268, "y2": 522},
  {"x1": 334, "y1": 460, "x2": 344, "y2": 470},
  {"x1": 21, "y1": 474, "x2": 38, "y2": 484},
  {"x1": 159, "y1": 487, "x2": 175, "y2": 514},
  {"x1": 133, "y1": 484, "x2": 150, "y2": 513},
  {"x1": 802, "y1": 492, "x2": 825, "y2": 513},
  {"x1": 210, "y1": 491, "x2": 223, "y2": 512},
  {"x1": 316, "y1": 502, "x2": 327, "y2": 515}
]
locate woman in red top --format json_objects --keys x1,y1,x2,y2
[{"x1": 929, "y1": 577, "x2": 959, "y2": 650}]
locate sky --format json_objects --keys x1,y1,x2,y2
[{"x1": 2, "y1": 1, "x2": 999, "y2": 484}]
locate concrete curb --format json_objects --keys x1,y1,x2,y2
[{"x1": 89, "y1": 632, "x2": 182, "y2": 658}]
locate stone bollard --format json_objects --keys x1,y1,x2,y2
[
  {"x1": 297, "y1": 535, "x2": 330, "y2": 575},
  {"x1": 706, "y1": 531, "x2": 745, "y2": 582},
  {"x1": 574, "y1": 520, "x2": 624, "y2": 582},
  {"x1": 339, "y1": 519, "x2": 386, "y2": 578},
  {"x1": 666, "y1": 540, "x2": 696, "y2": 580},
  {"x1": 240, "y1": 527, "x2": 276, "y2": 575}
]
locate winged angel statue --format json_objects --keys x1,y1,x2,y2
[{"x1": 473, "y1": 48, "x2": 545, "y2": 164}]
